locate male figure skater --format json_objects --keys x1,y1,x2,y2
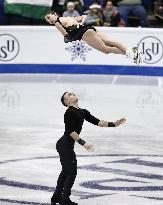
[{"x1": 51, "y1": 92, "x2": 126, "y2": 205}]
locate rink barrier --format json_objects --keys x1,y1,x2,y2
[
  {"x1": 0, "y1": 64, "x2": 163, "y2": 76},
  {"x1": 0, "y1": 26, "x2": 163, "y2": 72}
]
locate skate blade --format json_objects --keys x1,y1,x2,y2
[
  {"x1": 134, "y1": 52, "x2": 143, "y2": 67},
  {"x1": 137, "y1": 52, "x2": 143, "y2": 67}
]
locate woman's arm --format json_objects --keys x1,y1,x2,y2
[
  {"x1": 55, "y1": 22, "x2": 68, "y2": 36},
  {"x1": 75, "y1": 15, "x2": 87, "y2": 25},
  {"x1": 74, "y1": 16, "x2": 83, "y2": 23}
]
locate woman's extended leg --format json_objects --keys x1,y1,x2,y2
[
  {"x1": 96, "y1": 32, "x2": 127, "y2": 54},
  {"x1": 82, "y1": 30, "x2": 125, "y2": 55},
  {"x1": 82, "y1": 29, "x2": 142, "y2": 65}
]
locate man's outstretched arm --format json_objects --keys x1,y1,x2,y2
[
  {"x1": 83, "y1": 109, "x2": 126, "y2": 127},
  {"x1": 98, "y1": 118, "x2": 126, "y2": 127}
]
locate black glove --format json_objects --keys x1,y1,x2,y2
[{"x1": 64, "y1": 34, "x2": 72, "y2": 43}]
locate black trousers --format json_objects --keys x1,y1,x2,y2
[{"x1": 53, "y1": 136, "x2": 77, "y2": 200}]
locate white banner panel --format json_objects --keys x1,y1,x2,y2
[{"x1": 0, "y1": 26, "x2": 163, "y2": 66}]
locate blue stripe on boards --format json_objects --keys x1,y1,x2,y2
[{"x1": 0, "y1": 64, "x2": 163, "y2": 76}]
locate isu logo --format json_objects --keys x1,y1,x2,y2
[
  {"x1": 138, "y1": 36, "x2": 163, "y2": 64},
  {"x1": 0, "y1": 87, "x2": 19, "y2": 108},
  {"x1": 0, "y1": 34, "x2": 20, "y2": 61}
]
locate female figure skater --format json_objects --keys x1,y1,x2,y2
[{"x1": 45, "y1": 11, "x2": 142, "y2": 66}]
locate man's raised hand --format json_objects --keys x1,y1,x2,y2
[
  {"x1": 114, "y1": 118, "x2": 126, "y2": 127},
  {"x1": 83, "y1": 143, "x2": 94, "y2": 152}
]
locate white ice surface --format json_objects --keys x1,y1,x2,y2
[{"x1": 0, "y1": 74, "x2": 163, "y2": 205}]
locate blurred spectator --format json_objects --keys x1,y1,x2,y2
[
  {"x1": 155, "y1": 0, "x2": 163, "y2": 20},
  {"x1": 63, "y1": 1, "x2": 80, "y2": 16},
  {"x1": 83, "y1": 0, "x2": 95, "y2": 9},
  {"x1": 0, "y1": 0, "x2": 8, "y2": 24},
  {"x1": 83, "y1": 0, "x2": 107, "y2": 9},
  {"x1": 95, "y1": 0, "x2": 107, "y2": 7},
  {"x1": 52, "y1": 0, "x2": 66, "y2": 16},
  {"x1": 142, "y1": 0, "x2": 154, "y2": 13},
  {"x1": 103, "y1": 0, "x2": 125, "y2": 26},
  {"x1": 84, "y1": 3, "x2": 103, "y2": 26},
  {"x1": 116, "y1": 0, "x2": 149, "y2": 27},
  {"x1": 65, "y1": 0, "x2": 84, "y2": 14}
]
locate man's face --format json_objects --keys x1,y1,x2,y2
[{"x1": 64, "y1": 92, "x2": 78, "y2": 106}]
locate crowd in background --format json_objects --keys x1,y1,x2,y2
[{"x1": 0, "y1": 0, "x2": 163, "y2": 27}]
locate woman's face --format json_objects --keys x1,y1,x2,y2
[
  {"x1": 105, "y1": 1, "x2": 113, "y2": 11},
  {"x1": 45, "y1": 13, "x2": 57, "y2": 24}
]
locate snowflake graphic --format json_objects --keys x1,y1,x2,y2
[{"x1": 65, "y1": 40, "x2": 92, "y2": 61}]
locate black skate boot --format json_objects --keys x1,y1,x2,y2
[
  {"x1": 60, "y1": 198, "x2": 78, "y2": 205},
  {"x1": 51, "y1": 194, "x2": 62, "y2": 205},
  {"x1": 126, "y1": 47, "x2": 142, "y2": 67},
  {"x1": 132, "y1": 47, "x2": 142, "y2": 67}
]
